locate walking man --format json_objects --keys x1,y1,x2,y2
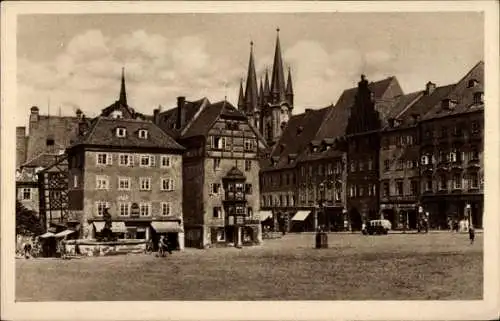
[{"x1": 469, "y1": 226, "x2": 475, "y2": 245}]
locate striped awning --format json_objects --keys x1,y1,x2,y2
[{"x1": 291, "y1": 211, "x2": 312, "y2": 221}]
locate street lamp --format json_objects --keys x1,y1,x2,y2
[
  {"x1": 342, "y1": 208, "x2": 349, "y2": 232},
  {"x1": 466, "y1": 203, "x2": 472, "y2": 229}
]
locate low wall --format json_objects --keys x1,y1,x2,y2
[{"x1": 64, "y1": 239, "x2": 147, "y2": 257}]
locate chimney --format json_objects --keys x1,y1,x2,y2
[
  {"x1": 78, "y1": 114, "x2": 89, "y2": 137},
  {"x1": 358, "y1": 74, "x2": 369, "y2": 89},
  {"x1": 425, "y1": 81, "x2": 436, "y2": 95},
  {"x1": 29, "y1": 106, "x2": 40, "y2": 123},
  {"x1": 76, "y1": 108, "x2": 83, "y2": 120},
  {"x1": 176, "y1": 96, "x2": 186, "y2": 129},
  {"x1": 153, "y1": 108, "x2": 160, "y2": 125}
]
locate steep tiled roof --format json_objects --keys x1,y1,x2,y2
[
  {"x1": 72, "y1": 117, "x2": 184, "y2": 150},
  {"x1": 157, "y1": 98, "x2": 209, "y2": 138},
  {"x1": 20, "y1": 152, "x2": 60, "y2": 169},
  {"x1": 422, "y1": 61, "x2": 484, "y2": 120},
  {"x1": 261, "y1": 107, "x2": 330, "y2": 171}
]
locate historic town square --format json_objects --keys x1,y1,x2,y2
[{"x1": 12, "y1": 10, "x2": 485, "y2": 304}]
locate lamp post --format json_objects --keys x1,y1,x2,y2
[
  {"x1": 466, "y1": 203, "x2": 472, "y2": 229},
  {"x1": 342, "y1": 208, "x2": 349, "y2": 232}
]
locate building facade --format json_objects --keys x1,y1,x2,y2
[
  {"x1": 66, "y1": 75, "x2": 186, "y2": 248},
  {"x1": 419, "y1": 61, "x2": 484, "y2": 229},
  {"x1": 156, "y1": 98, "x2": 266, "y2": 248}
]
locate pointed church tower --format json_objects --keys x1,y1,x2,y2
[
  {"x1": 244, "y1": 41, "x2": 259, "y2": 115},
  {"x1": 237, "y1": 79, "x2": 245, "y2": 111},
  {"x1": 263, "y1": 68, "x2": 271, "y2": 105},
  {"x1": 119, "y1": 67, "x2": 128, "y2": 106},
  {"x1": 270, "y1": 28, "x2": 286, "y2": 104},
  {"x1": 286, "y1": 67, "x2": 294, "y2": 108}
]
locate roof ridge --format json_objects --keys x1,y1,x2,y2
[
  {"x1": 180, "y1": 97, "x2": 210, "y2": 136},
  {"x1": 81, "y1": 117, "x2": 103, "y2": 144},
  {"x1": 393, "y1": 91, "x2": 425, "y2": 119}
]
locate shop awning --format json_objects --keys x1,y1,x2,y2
[
  {"x1": 39, "y1": 232, "x2": 55, "y2": 238},
  {"x1": 151, "y1": 221, "x2": 183, "y2": 233},
  {"x1": 54, "y1": 229, "x2": 75, "y2": 238},
  {"x1": 111, "y1": 222, "x2": 127, "y2": 233},
  {"x1": 259, "y1": 211, "x2": 273, "y2": 221},
  {"x1": 93, "y1": 221, "x2": 106, "y2": 232},
  {"x1": 292, "y1": 211, "x2": 312, "y2": 221}
]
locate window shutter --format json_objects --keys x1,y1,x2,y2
[
  {"x1": 150, "y1": 155, "x2": 155, "y2": 167},
  {"x1": 171, "y1": 179, "x2": 175, "y2": 191}
]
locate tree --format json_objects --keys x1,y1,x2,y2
[{"x1": 16, "y1": 200, "x2": 44, "y2": 236}]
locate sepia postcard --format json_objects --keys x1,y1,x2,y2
[{"x1": 1, "y1": 1, "x2": 499, "y2": 320}]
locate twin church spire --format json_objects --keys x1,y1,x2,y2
[
  {"x1": 238, "y1": 28, "x2": 294, "y2": 115},
  {"x1": 238, "y1": 29, "x2": 294, "y2": 144}
]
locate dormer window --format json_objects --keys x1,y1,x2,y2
[
  {"x1": 111, "y1": 110, "x2": 123, "y2": 119},
  {"x1": 116, "y1": 127, "x2": 127, "y2": 138},
  {"x1": 441, "y1": 99, "x2": 457, "y2": 110},
  {"x1": 473, "y1": 92, "x2": 484, "y2": 105},
  {"x1": 467, "y1": 79, "x2": 479, "y2": 88},
  {"x1": 138, "y1": 129, "x2": 148, "y2": 139}
]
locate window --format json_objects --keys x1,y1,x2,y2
[
  {"x1": 213, "y1": 158, "x2": 221, "y2": 171},
  {"x1": 368, "y1": 158, "x2": 373, "y2": 171},
  {"x1": 73, "y1": 175, "x2": 78, "y2": 188},
  {"x1": 116, "y1": 127, "x2": 127, "y2": 137},
  {"x1": 327, "y1": 163, "x2": 333, "y2": 175},
  {"x1": 118, "y1": 177, "x2": 130, "y2": 190},
  {"x1": 161, "y1": 156, "x2": 171, "y2": 168},
  {"x1": 439, "y1": 175, "x2": 447, "y2": 190},
  {"x1": 382, "y1": 182, "x2": 390, "y2": 197},
  {"x1": 349, "y1": 185, "x2": 355, "y2": 198},
  {"x1": 119, "y1": 154, "x2": 132, "y2": 166},
  {"x1": 161, "y1": 178, "x2": 174, "y2": 191},
  {"x1": 470, "y1": 147, "x2": 480, "y2": 160},
  {"x1": 212, "y1": 136, "x2": 226, "y2": 150},
  {"x1": 335, "y1": 186, "x2": 342, "y2": 201},
  {"x1": 95, "y1": 201, "x2": 109, "y2": 216},
  {"x1": 425, "y1": 177, "x2": 433, "y2": 191},
  {"x1": 384, "y1": 160, "x2": 390, "y2": 171},
  {"x1": 358, "y1": 161, "x2": 364, "y2": 172},
  {"x1": 138, "y1": 129, "x2": 148, "y2": 139},
  {"x1": 22, "y1": 188, "x2": 31, "y2": 200},
  {"x1": 394, "y1": 181, "x2": 403, "y2": 195},
  {"x1": 397, "y1": 160, "x2": 404, "y2": 170},
  {"x1": 216, "y1": 228, "x2": 225, "y2": 241},
  {"x1": 358, "y1": 186, "x2": 364, "y2": 197},
  {"x1": 97, "y1": 153, "x2": 112, "y2": 165},
  {"x1": 245, "y1": 183, "x2": 253, "y2": 194},
  {"x1": 470, "y1": 174, "x2": 479, "y2": 189},
  {"x1": 473, "y1": 92, "x2": 484, "y2": 105},
  {"x1": 247, "y1": 207, "x2": 253, "y2": 217},
  {"x1": 161, "y1": 202, "x2": 171, "y2": 216},
  {"x1": 406, "y1": 160, "x2": 413, "y2": 169},
  {"x1": 468, "y1": 79, "x2": 478, "y2": 88},
  {"x1": 119, "y1": 202, "x2": 130, "y2": 216},
  {"x1": 440, "y1": 126, "x2": 448, "y2": 138},
  {"x1": 449, "y1": 150, "x2": 458, "y2": 163},
  {"x1": 410, "y1": 181, "x2": 419, "y2": 195},
  {"x1": 213, "y1": 207, "x2": 223, "y2": 218},
  {"x1": 96, "y1": 175, "x2": 109, "y2": 190},
  {"x1": 350, "y1": 161, "x2": 356, "y2": 172},
  {"x1": 471, "y1": 121, "x2": 480, "y2": 134},
  {"x1": 421, "y1": 155, "x2": 430, "y2": 165},
  {"x1": 245, "y1": 160, "x2": 251, "y2": 172},
  {"x1": 140, "y1": 177, "x2": 151, "y2": 190},
  {"x1": 453, "y1": 174, "x2": 462, "y2": 189},
  {"x1": 140, "y1": 155, "x2": 155, "y2": 167},
  {"x1": 139, "y1": 203, "x2": 151, "y2": 216},
  {"x1": 46, "y1": 138, "x2": 55, "y2": 146},
  {"x1": 244, "y1": 140, "x2": 253, "y2": 151},
  {"x1": 211, "y1": 183, "x2": 221, "y2": 194},
  {"x1": 111, "y1": 110, "x2": 123, "y2": 119}
]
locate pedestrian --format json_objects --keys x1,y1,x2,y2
[{"x1": 469, "y1": 226, "x2": 475, "y2": 245}]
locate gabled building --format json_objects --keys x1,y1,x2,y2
[
  {"x1": 238, "y1": 29, "x2": 294, "y2": 146},
  {"x1": 66, "y1": 71, "x2": 186, "y2": 248},
  {"x1": 344, "y1": 75, "x2": 404, "y2": 229},
  {"x1": 419, "y1": 61, "x2": 484, "y2": 229},
  {"x1": 155, "y1": 98, "x2": 267, "y2": 248},
  {"x1": 379, "y1": 82, "x2": 455, "y2": 229}
]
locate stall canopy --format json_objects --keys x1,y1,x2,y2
[
  {"x1": 291, "y1": 211, "x2": 312, "y2": 221},
  {"x1": 93, "y1": 221, "x2": 106, "y2": 232},
  {"x1": 39, "y1": 232, "x2": 56, "y2": 238},
  {"x1": 54, "y1": 229, "x2": 75, "y2": 238},
  {"x1": 151, "y1": 221, "x2": 183, "y2": 233},
  {"x1": 259, "y1": 211, "x2": 273, "y2": 221},
  {"x1": 111, "y1": 222, "x2": 127, "y2": 233}
]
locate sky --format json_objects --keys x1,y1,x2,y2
[{"x1": 16, "y1": 12, "x2": 483, "y2": 127}]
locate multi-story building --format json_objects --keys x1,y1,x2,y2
[
  {"x1": 379, "y1": 82, "x2": 455, "y2": 229},
  {"x1": 343, "y1": 75, "x2": 404, "y2": 230},
  {"x1": 238, "y1": 29, "x2": 294, "y2": 146},
  {"x1": 419, "y1": 61, "x2": 484, "y2": 229},
  {"x1": 66, "y1": 74, "x2": 186, "y2": 248},
  {"x1": 155, "y1": 97, "x2": 266, "y2": 248}
]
